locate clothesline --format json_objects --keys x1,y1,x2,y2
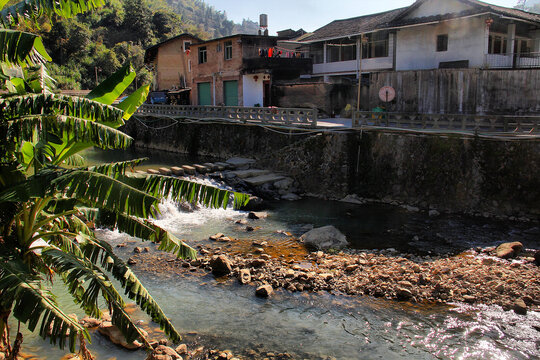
[{"x1": 258, "y1": 47, "x2": 308, "y2": 58}]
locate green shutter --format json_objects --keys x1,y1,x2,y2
[
  {"x1": 223, "y1": 80, "x2": 238, "y2": 106},
  {"x1": 197, "y1": 82, "x2": 211, "y2": 105}
]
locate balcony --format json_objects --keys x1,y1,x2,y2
[
  {"x1": 242, "y1": 57, "x2": 313, "y2": 79},
  {"x1": 485, "y1": 52, "x2": 540, "y2": 69}
]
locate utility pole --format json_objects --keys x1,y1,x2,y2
[{"x1": 516, "y1": 0, "x2": 527, "y2": 10}]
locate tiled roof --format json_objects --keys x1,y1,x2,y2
[
  {"x1": 300, "y1": 0, "x2": 540, "y2": 43},
  {"x1": 300, "y1": 8, "x2": 405, "y2": 42}
]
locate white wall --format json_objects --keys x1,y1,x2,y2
[
  {"x1": 405, "y1": 0, "x2": 472, "y2": 18},
  {"x1": 396, "y1": 17, "x2": 486, "y2": 70},
  {"x1": 242, "y1": 74, "x2": 264, "y2": 107},
  {"x1": 313, "y1": 57, "x2": 393, "y2": 75}
]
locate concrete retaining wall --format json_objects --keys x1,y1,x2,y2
[{"x1": 124, "y1": 118, "x2": 540, "y2": 218}]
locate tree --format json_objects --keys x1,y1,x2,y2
[{"x1": 0, "y1": 1, "x2": 248, "y2": 359}]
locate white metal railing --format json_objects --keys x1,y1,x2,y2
[
  {"x1": 352, "y1": 111, "x2": 539, "y2": 134},
  {"x1": 137, "y1": 104, "x2": 318, "y2": 128},
  {"x1": 485, "y1": 52, "x2": 540, "y2": 69}
]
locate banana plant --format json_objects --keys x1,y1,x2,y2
[{"x1": 0, "y1": 1, "x2": 250, "y2": 359}]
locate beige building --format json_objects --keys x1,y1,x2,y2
[{"x1": 144, "y1": 33, "x2": 201, "y2": 103}]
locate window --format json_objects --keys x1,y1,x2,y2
[
  {"x1": 326, "y1": 38, "x2": 356, "y2": 63},
  {"x1": 198, "y1": 46, "x2": 207, "y2": 64},
  {"x1": 436, "y1": 34, "x2": 448, "y2": 52},
  {"x1": 362, "y1": 32, "x2": 389, "y2": 59},
  {"x1": 216, "y1": 43, "x2": 222, "y2": 52},
  {"x1": 488, "y1": 34, "x2": 507, "y2": 54},
  {"x1": 224, "y1": 41, "x2": 233, "y2": 60},
  {"x1": 183, "y1": 41, "x2": 191, "y2": 52}
]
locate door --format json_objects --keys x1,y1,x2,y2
[
  {"x1": 223, "y1": 80, "x2": 238, "y2": 106},
  {"x1": 197, "y1": 82, "x2": 211, "y2": 105}
]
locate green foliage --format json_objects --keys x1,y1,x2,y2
[{"x1": 0, "y1": 1, "x2": 249, "y2": 357}]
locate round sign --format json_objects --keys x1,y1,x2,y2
[{"x1": 379, "y1": 86, "x2": 396, "y2": 102}]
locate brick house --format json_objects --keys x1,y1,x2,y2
[{"x1": 189, "y1": 34, "x2": 312, "y2": 107}]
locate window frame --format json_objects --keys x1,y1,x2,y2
[
  {"x1": 198, "y1": 46, "x2": 207, "y2": 64},
  {"x1": 436, "y1": 34, "x2": 448, "y2": 52},
  {"x1": 224, "y1": 41, "x2": 233, "y2": 60}
]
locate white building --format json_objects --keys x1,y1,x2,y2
[{"x1": 294, "y1": 0, "x2": 540, "y2": 81}]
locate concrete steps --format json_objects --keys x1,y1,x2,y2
[
  {"x1": 244, "y1": 173, "x2": 286, "y2": 186},
  {"x1": 231, "y1": 169, "x2": 270, "y2": 179}
]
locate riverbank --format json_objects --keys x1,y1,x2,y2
[{"x1": 132, "y1": 239, "x2": 540, "y2": 314}]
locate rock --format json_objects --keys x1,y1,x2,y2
[
  {"x1": 175, "y1": 344, "x2": 188, "y2": 355},
  {"x1": 281, "y1": 193, "x2": 301, "y2": 201},
  {"x1": 428, "y1": 209, "x2": 440, "y2": 217},
  {"x1": 299, "y1": 226, "x2": 348, "y2": 250},
  {"x1": 396, "y1": 288, "x2": 413, "y2": 300},
  {"x1": 134, "y1": 247, "x2": 143, "y2": 253},
  {"x1": 513, "y1": 299, "x2": 527, "y2": 315},
  {"x1": 240, "y1": 196, "x2": 266, "y2": 211},
  {"x1": 246, "y1": 226, "x2": 255, "y2": 232},
  {"x1": 127, "y1": 258, "x2": 137, "y2": 265},
  {"x1": 255, "y1": 284, "x2": 274, "y2": 298},
  {"x1": 209, "y1": 233, "x2": 225, "y2": 241},
  {"x1": 226, "y1": 157, "x2": 256, "y2": 170},
  {"x1": 273, "y1": 177, "x2": 294, "y2": 190},
  {"x1": 158, "y1": 168, "x2": 172, "y2": 176},
  {"x1": 495, "y1": 242, "x2": 523, "y2": 259},
  {"x1": 79, "y1": 315, "x2": 102, "y2": 328},
  {"x1": 248, "y1": 211, "x2": 267, "y2": 220},
  {"x1": 239, "y1": 269, "x2": 251, "y2": 284},
  {"x1": 145, "y1": 345, "x2": 182, "y2": 360},
  {"x1": 249, "y1": 259, "x2": 267, "y2": 268},
  {"x1": 210, "y1": 255, "x2": 233, "y2": 276},
  {"x1": 98, "y1": 321, "x2": 144, "y2": 350},
  {"x1": 339, "y1": 194, "x2": 364, "y2": 205}
]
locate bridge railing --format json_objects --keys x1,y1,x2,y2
[
  {"x1": 137, "y1": 104, "x2": 318, "y2": 128},
  {"x1": 352, "y1": 111, "x2": 539, "y2": 134}
]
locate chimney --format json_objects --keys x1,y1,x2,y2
[{"x1": 259, "y1": 14, "x2": 268, "y2": 36}]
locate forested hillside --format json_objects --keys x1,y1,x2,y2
[{"x1": 40, "y1": 0, "x2": 258, "y2": 90}]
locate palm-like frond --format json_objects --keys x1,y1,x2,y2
[
  {"x1": 0, "y1": 30, "x2": 51, "y2": 67},
  {"x1": 0, "y1": 0, "x2": 106, "y2": 27},
  {"x1": 87, "y1": 63, "x2": 135, "y2": 105},
  {"x1": 42, "y1": 247, "x2": 152, "y2": 346},
  {"x1": 52, "y1": 170, "x2": 160, "y2": 218},
  {"x1": 80, "y1": 208, "x2": 197, "y2": 260},
  {"x1": 0, "y1": 94, "x2": 125, "y2": 125},
  {"x1": 122, "y1": 173, "x2": 250, "y2": 210},
  {"x1": 76, "y1": 234, "x2": 183, "y2": 342},
  {"x1": 88, "y1": 158, "x2": 148, "y2": 177},
  {"x1": 0, "y1": 258, "x2": 88, "y2": 352}
]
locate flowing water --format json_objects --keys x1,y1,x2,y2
[{"x1": 16, "y1": 149, "x2": 540, "y2": 359}]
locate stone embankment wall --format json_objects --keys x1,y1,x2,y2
[{"x1": 124, "y1": 118, "x2": 540, "y2": 218}]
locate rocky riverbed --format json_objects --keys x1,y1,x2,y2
[{"x1": 132, "y1": 238, "x2": 540, "y2": 315}]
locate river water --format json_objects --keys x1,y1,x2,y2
[{"x1": 16, "y1": 149, "x2": 540, "y2": 359}]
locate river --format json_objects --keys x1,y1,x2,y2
[{"x1": 15, "y1": 148, "x2": 539, "y2": 360}]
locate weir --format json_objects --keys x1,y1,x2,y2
[{"x1": 124, "y1": 115, "x2": 540, "y2": 220}]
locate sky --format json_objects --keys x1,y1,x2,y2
[{"x1": 203, "y1": 0, "x2": 521, "y2": 34}]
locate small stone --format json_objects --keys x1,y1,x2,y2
[
  {"x1": 428, "y1": 209, "x2": 440, "y2": 217},
  {"x1": 239, "y1": 269, "x2": 251, "y2": 284},
  {"x1": 513, "y1": 299, "x2": 527, "y2": 315},
  {"x1": 209, "y1": 233, "x2": 225, "y2": 241},
  {"x1": 256, "y1": 284, "x2": 274, "y2": 298},
  {"x1": 396, "y1": 287, "x2": 413, "y2": 300},
  {"x1": 133, "y1": 247, "x2": 143, "y2": 254},
  {"x1": 495, "y1": 242, "x2": 523, "y2": 259},
  {"x1": 175, "y1": 344, "x2": 188, "y2": 355},
  {"x1": 210, "y1": 255, "x2": 233, "y2": 276},
  {"x1": 246, "y1": 226, "x2": 255, "y2": 232},
  {"x1": 463, "y1": 295, "x2": 476, "y2": 303},
  {"x1": 127, "y1": 258, "x2": 137, "y2": 265}
]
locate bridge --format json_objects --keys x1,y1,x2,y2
[{"x1": 136, "y1": 104, "x2": 539, "y2": 138}]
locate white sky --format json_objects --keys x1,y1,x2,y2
[{"x1": 203, "y1": 0, "x2": 520, "y2": 34}]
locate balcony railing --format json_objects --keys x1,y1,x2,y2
[
  {"x1": 485, "y1": 52, "x2": 540, "y2": 69},
  {"x1": 352, "y1": 111, "x2": 539, "y2": 134},
  {"x1": 137, "y1": 104, "x2": 318, "y2": 128}
]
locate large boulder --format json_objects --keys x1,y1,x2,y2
[
  {"x1": 210, "y1": 255, "x2": 233, "y2": 276},
  {"x1": 299, "y1": 226, "x2": 348, "y2": 250},
  {"x1": 495, "y1": 242, "x2": 523, "y2": 259}
]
